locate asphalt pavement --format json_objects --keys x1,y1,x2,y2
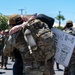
[
  {"x1": 0, "y1": 57, "x2": 64, "y2": 75},
  {"x1": 0, "y1": 57, "x2": 14, "y2": 75}
]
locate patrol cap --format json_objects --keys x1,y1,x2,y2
[
  {"x1": 66, "y1": 20, "x2": 73, "y2": 24},
  {"x1": 9, "y1": 14, "x2": 23, "y2": 26},
  {"x1": 66, "y1": 20, "x2": 73, "y2": 27}
]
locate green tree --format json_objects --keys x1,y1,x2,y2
[
  {"x1": 0, "y1": 13, "x2": 9, "y2": 31},
  {"x1": 55, "y1": 11, "x2": 65, "y2": 27}
]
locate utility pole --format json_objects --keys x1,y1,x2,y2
[
  {"x1": 19, "y1": 9, "x2": 24, "y2": 15},
  {"x1": 59, "y1": 11, "x2": 61, "y2": 27}
]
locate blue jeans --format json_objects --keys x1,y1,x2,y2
[{"x1": 13, "y1": 60, "x2": 23, "y2": 75}]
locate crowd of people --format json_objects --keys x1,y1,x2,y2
[{"x1": 0, "y1": 13, "x2": 75, "y2": 75}]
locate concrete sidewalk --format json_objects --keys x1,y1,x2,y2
[
  {"x1": 0, "y1": 57, "x2": 14, "y2": 75},
  {"x1": 54, "y1": 62, "x2": 64, "y2": 75}
]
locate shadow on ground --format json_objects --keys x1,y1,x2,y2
[
  {"x1": 4, "y1": 68, "x2": 13, "y2": 70},
  {"x1": 0, "y1": 72, "x2": 5, "y2": 74},
  {"x1": 55, "y1": 69, "x2": 63, "y2": 71}
]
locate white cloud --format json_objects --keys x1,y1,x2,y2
[
  {"x1": 53, "y1": 22, "x2": 75, "y2": 28},
  {"x1": 73, "y1": 23, "x2": 75, "y2": 28},
  {"x1": 53, "y1": 22, "x2": 64, "y2": 27}
]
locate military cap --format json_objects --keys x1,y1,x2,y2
[
  {"x1": 9, "y1": 14, "x2": 23, "y2": 26},
  {"x1": 66, "y1": 20, "x2": 73, "y2": 24},
  {"x1": 66, "y1": 20, "x2": 73, "y2": 28}
]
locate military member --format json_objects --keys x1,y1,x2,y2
[
  {"x1": 63, "y1": 20, "x2": 75, "y2": 75},
  {"x1": 8, "y1": 13, "x2": 55, "y2": 75}
]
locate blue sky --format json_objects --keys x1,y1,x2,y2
[{"x1": 0, "y1": 0, "x2": 75, "y2": 25}]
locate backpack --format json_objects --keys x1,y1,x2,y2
[{"x1": 24, "y1": 19, "x2": 56, "y2": 62}]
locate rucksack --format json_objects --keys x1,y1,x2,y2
[{"x1": 24, "y1": 19, "x2": 56, "y2": 62}]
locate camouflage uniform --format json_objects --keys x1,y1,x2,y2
[
  {"x1": 3, "y1": 14, "x2": 56, "y2": 75},
  {"x1": 63, "y1": 20, "x2": 75, "y2": 75}
]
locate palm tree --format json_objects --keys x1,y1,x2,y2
[{"x1": 55, "y1": 11, "x2": 65, "y2": 27}]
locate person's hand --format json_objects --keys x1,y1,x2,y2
[
  {"x1": 21, "y1": 22, "x2": 28, "y2": 28},
  {"x1": 21, "y1": 15, "x2": 28, "y2": 22},
  {"x1": 28, "y1": 15, "x2": 36, "y2": 21}
]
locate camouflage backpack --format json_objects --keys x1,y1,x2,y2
[{"x1": 24, "y1": 19, "x2": 56, "y2": 62}]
